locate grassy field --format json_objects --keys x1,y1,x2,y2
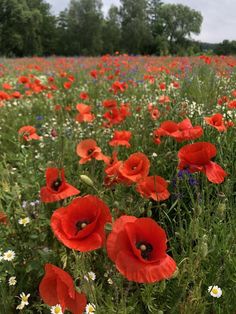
[{"x1": 0, "y1": 55, "x2": 235, "y2": 314}]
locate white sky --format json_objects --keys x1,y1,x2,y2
[{"x1": 48, "y1": 0, "x2": 236, "y2": 43}]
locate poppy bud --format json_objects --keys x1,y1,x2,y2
[
  {"x1": 200, "y1": 241, "x2": 208, "y2": 258},
  {"x1": 105, "y1": 222, "x2": 112, "y2": 232},
  {"x1": 80, "y1": 175, "x2": 94, "y2": 187},
  {"x1": 216, "y1": 203, "x2": 226, "y2": 217},
  {"x1": 113, "y1": 201, "x2": 119, "y2": 208}
]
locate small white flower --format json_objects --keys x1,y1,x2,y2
[
  {"x1": 84, "y1": 271, "x2": 96, "y2": 281},
  {"x1": 107, "y1": 278, "x2": 113, "y2": 285},
  {"x1": 208, "y1": 285, "x2": 222, "y2": 298},
  {"x1": 16, "y1": 302, "x2": 25, "y2": 310},
  {"x1": 85, "y1": 303, "x2": 96, "y2": 313},
  {"x1": 18, "y1": 217, "x2": 30, "y2": 226},
  {"x1": 19, "y1": 292, "x2": 30, "y2": 305},
  {"x1": 3, "y1": 250, "x2": 15, "y2": 261},
  {"x1": 51, "y1": 304, "x2": 63, "y2": 314},
  {"x1": 8, "y1": 276, "x2": 17, "y2": 286},
  {"x1": 152, "y1": 152, "x2": 158, "y2": 157}
]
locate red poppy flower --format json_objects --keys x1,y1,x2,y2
[
  {"x1": 2, "y1": 83, "x2": 12, "y2": 90},
  {"x1": 76, "y1": 139, "x2": 108, "y2": 164},
  {"x1": 75, "y1": 103, "x2": 95, "y2": 123},
  {"x1": 51, "y1": 195, "x2": 112, "y2": 251},
  {"x1": 79, "y1": 92, "x2": 89, "y2": 100},
  {"x1": 12, "y1": 91, "x2": 22, "y2": 98},
  {"x1": 120, "y1": 103, "x2": 131, "y2": 118},
  {"x1": 104, "y1": 151, "x2": 126, "y2": 186},
  {"x1": 106, "y1": 216, "x2": 176, "y2": 283},
  {"x1": 228, "y1": 100, "x2": 236, "y2": 109},
  {"x1": 40, "y1": 168, "x2": 80, "y2": 203},
  {"x1": 64, "y1": 81, "x2": 72, "y2": 89},
  {"x1": 159, "y1": 95, "x2": 170, "y2": 104},
  {"x1": 217, "y1": 95, "x2": 228, "y2": 105},
  {"x1": 102, "y1": 99, "x2": 117, "y2": 108},
  {"x1": 119, "y1": 152, "x2": 150, "y2": 183},
  {"x1": 103, "y1": 108, "x2": 124, "y2": 127},
  {"x1": 109, "y1": 130, "x2": 132, "y2": 148},
  {"x1": 178, "y1": 142, "x2": 227, "y2": 184},
  {"x1": 111, "y1": 81, "x2": 128, "y2": 94},
  {"x1": 18, "y1": 126, "x2": 41, "y2": 141},
  {"x1": 136, "y1": 176, "x2": 170, "y2": 201},
  {"x1": 0, "y1": 90, "x2": 10, "y2": 101},
  {"x1": 39, "y1": 264, "x2": 86, "y2": 314},
  {"x1": 150, "y1": 108, "x2": 160, "y2": 120},
  {"x1": 176, "y1": 118, "x2": 203, "y2": 141},
  {"x1": 159, "y1": 82, "x2": 166, "y2": 90},
  {"x1": 18, "y1": 76, "x2": 29, "y2": 84},
  {"x1": 90, "y1": 70, "x2": 98, "y2": 79},
  {"x1": 153, "y1": 119, "x2": 203, "y2": 144},
  {"x1": 171, "y1": 81, "x2": 180, "y2": 89},
  {"x1": 204, "y1": 113, "x2": 227, "y2": 132}
]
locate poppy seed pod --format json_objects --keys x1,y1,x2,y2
[{"x1": 80, "y1": 175, "x2": 94, "y2": 187}]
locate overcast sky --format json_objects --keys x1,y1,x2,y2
[{"x1": 48, "y1": 0, "x2": 236, "y2": 43}]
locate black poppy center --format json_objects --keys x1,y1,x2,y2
[
  {"x1": 76, "y1": 220, "x2": 90, "y2": 232},
  {"x1": 136, "y1": 241, "x2": 153, "y2": 260},
  {"x1": 51, "y1": 179, "x2": 62, "y2": 191},
  {"x1": 87, "y1": 149, "x2": 94, "y2": 156}
]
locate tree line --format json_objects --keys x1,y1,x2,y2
[{"x1": 0, "y1": 0, "x2": 234, "y2": 57}]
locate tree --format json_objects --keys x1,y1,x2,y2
[
  {"x1": 55, "y1": 9, "x2": 70, "y2": 56},
  {"x1": 0, "y1": 0, "x2": 30, "y2": 56},
  {"x1": 102, "y1": 5, "x2": 121, "y2": 54},
  {"x1": 0, "y1": 0, "x2": 56, "y2": 56},
  {"x1": 67, "y1": 0, "x2": 104, "y2": 55},
  {"x1": 214, "y1": 40, "x2": 236, "y2": 55},
  {"x1": 120, "y1": 0, "x2": 152, "y2": 54},
  {"x1": 158, "y1": 4, "x2": 203, "y2": 54},
  {"x1": 146, "y1": 0, "x2": 163, "y2": 54}
]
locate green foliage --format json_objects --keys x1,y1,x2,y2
[
  {"x1": 120, "y1": 0, "x2": 152, "y2": 54},
  {"x1": 157, "y1": 4, "x2": 203, "y2": 55},
  {"x1": 214, "y1": 40, "x2": 236, "y2": 56},
  {"x1": 0, "y1": 0, "x2": 206, "y2": 56}
]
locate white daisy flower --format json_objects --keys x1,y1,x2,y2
[
  {"x1": 8, "y1": 276, "x2": 17, "y2": 286},
  {"x1": 208, "y1": 285, "x2": 222, "y2": 298},
  {"x1": 16, "y1": 302, "x2": 25, "y2": 310},
  {"x1": 19, "y1": 292, "x2": 30, "y2": 305},
  {"x1": 51, "y1": 304, "x2": 63, "y2": 314},
  {"x1": 85, "y1": 303, "x2": 96, "y2": 313},
  {"x1": 84, "y1": 271, "x2": 96, "y2": 281},
  {"x1": 3, "y1": 250, "x2": 15, "y2": 261},
  {"x1": 18, "y1": 217, "x2": 30, "y2": 226},
  {"x1": 107, "y1": 278, "x2": 113, "y2": 285}
]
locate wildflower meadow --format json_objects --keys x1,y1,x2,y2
[{"x1": 0, "y1": 55, "x2": 235, "y2": 313}]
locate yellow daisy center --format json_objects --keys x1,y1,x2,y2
[{"x1": 54, "y1": 306, "x2": 61, "y2": 314}]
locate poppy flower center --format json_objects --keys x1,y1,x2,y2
[
  {"x1": 136, "y1": 241, "x2": 153, "y2": 260},
  {"x1": 76, "y1": 220, "x2": 89, "y2": 232},
  {"x1": 87, "y1": 148, "x2": 94, "y2": 156},
  {"x1": 52, "y1": 179, "x2": 62, "y2": 191}
]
